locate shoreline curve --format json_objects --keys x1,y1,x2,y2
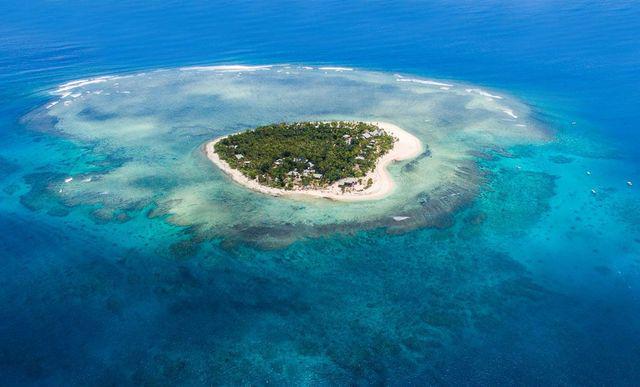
[{"x1": 204, "y1": 121, "x2": 423, "y2": 201}]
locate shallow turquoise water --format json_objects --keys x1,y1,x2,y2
[{"x1": 1, "y1": 1, "x2": 639, "y2": 385}]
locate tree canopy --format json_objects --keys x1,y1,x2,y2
[{"x1": 214, "y1": 121, "x2": 395, "y2": 190}]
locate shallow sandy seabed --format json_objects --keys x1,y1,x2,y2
[{"x1": 26, "y1": 65, "x2": 550, "y2": 246}]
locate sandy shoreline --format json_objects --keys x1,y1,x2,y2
[{"x1": 204, "y1": 121, "x2": 423, "y2": 201}]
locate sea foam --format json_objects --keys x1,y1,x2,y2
[{"x1": 33, "y1": 65, "x2": 547, "y2": 246}]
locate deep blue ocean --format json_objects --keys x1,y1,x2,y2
[{"x1": 1, "y1": 1, "x2": 639, "y2": 385}]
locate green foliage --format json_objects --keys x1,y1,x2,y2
[
  {"x1": 214, "y1": 121, "x2": 395, "y2": 189},
  {"x1": 365, "y1": 178, "x2": 373, "y2": 189}
]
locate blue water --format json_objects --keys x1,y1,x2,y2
[{"x1": 1, "y1": 1, "x2": 639, "y2": 385}]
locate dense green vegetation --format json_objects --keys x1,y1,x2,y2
[{"x1": 214, "y1": 121, "x2": 395, "y2": 189}]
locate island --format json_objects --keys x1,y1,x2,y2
[{"x1": 205, "y1": 121, "x2": 422, "y2": 201}]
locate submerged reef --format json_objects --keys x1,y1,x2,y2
[{"x1": 23, "y1": 65, "x2": 550, "y2": 247}]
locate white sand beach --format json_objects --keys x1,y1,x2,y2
[{"x1": 204, "y1": 121, "x2": 423, "y2": 201}]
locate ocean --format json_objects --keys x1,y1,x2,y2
[{"x1": 1, "y1": 1, "x2": 639, "y2": 385}]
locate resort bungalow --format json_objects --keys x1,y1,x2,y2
[
  {"x1": 302, "y1": 168, "x2": 316, "y2": 176},
  {"x1": 339, "y1": 177, "x2": 359, "y2": 187}
]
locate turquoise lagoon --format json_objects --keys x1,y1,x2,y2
[
  {"x1": 25, "y1": 66, "x2": 548, "y2": 246},
  {"x1": 1, "y1": 1, "x2": 639, "y2": 385},
  {"x1": 3, "y1": 64, "x2": 638, "y2": 385}
]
